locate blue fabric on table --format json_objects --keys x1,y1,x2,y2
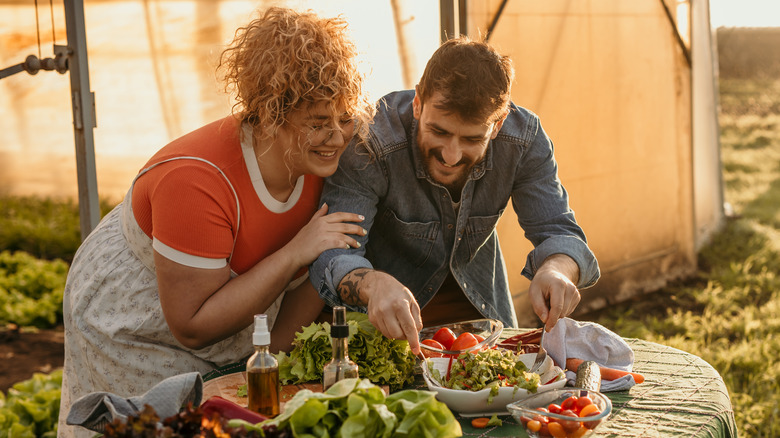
[{"x1": 66, "y1": 372, "x2": 202, "y2": 433}]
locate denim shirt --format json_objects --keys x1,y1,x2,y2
[{"x1": 309, "y1": 90, "x2": 599, "y2": 328}]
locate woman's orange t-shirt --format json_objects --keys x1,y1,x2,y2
[{"x1": 131, "y1": 116, "x2": 323, "y2": 275}]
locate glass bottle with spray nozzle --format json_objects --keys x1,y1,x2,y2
[
  {"x1": 246, "y1": 314, "x2": 279, "y2": 417},
  {"x1": 322, "y1": 306, "x2": 359, "y2": 391}
]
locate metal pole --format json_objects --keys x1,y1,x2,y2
[
  {"x1": 458, "y1": 0, "x2": 468, "y2": 37},
  {"x1": 440, "y1": 0, "x2": 456, "y2": 43},
  {"x1": 64, "y1": 0, "x2": 100, "y2": 240}
]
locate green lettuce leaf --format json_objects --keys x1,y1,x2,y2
[
  {"x1": 230, "y1": 378, "x2": 461, "y2": 438},
  {"x1": 276, "y1": 312, "x2": 416, "y2": 390}
]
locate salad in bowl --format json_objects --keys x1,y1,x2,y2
[{"x1": 422, "y1": 348, "x2": 566, "y2": 416}]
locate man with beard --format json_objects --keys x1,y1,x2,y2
[{"x1": 310, "y1": 36, "x2": 600, "y2": 354}]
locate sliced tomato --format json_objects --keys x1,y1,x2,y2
[
  {"x1": 451, "y1": 332, "x2": 480, "y2": 351},
  {"x1": 420, "y1": 339, "x2": 444, "y2": 357},
  {"x1": 561, "y1": 395, "x2": 578, "y2": 411},
  {"x1": 432, "y1": 327, "x2": 457, "y2": 350},
  {"x1": 575, "y1": 395, "x2": 594, "y2": 412}
]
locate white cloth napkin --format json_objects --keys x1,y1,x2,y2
[
  {"x1": 543, "y1": 317, "x2": 637, "y2": 392},
  {"x1": 66, "y1": 372, "x2": 203, "y2": 433}
]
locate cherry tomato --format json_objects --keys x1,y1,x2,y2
[
  {"x1": 561, "y1": 396, "x2": 578, "y2": 411},
  {"x1": 575, "y1": 395, "x2": 594, "y2": 412},
  {"x1": 432, "y1": 327, "x2": 457, "y2": 350},
  {"x1": 420, "y1": 339, "x2": 444, "y2": 357},
  {"x1": 547, "y1": 403, "x2": 562, "y2": 414},
  {"x1": 559, "y1": 410, "x2": 581, "y2": 433},
  {"x1": 527, "y1": 420, "x2": 542, "y2": 432},
  {"x1": 579, "y1": 404, "x2": 601, "y2": 418},
  {"x1": 451, "y1": 332, "x2": 480, "y2": 351},
  {"x1": 547, "y1": 421, "x2": 567, "y2": 438},
  {"x1": 570, "y1": 426, "x2": 588, "y2": 438},
  {"x1": 584, "y1": 417, "x2": 603, "y2": 430},
  {"x1": 474, "y1": 333, "x2": 485, "y2": 343}
]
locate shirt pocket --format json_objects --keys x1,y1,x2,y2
[
  {"x1": 375, "y1": 209, "x2": 440, "y2": 267},
  {"x1": 464, "y1": 212, "x2": 503, "y2": 262}
]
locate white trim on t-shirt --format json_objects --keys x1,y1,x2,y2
[
  {"x1": 153, "y1": 238, "x2": 228, "y2": 269},
  {"x1": 241, "y1": 122, "x2": 305, "y2": 214}
]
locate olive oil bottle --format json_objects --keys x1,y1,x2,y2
[
  {"x1": 246, "y1": 314, "x2": 279, "y2": 416},
  {"x1": 322, "y1": 306, "x2": 359, "y2": 391}
]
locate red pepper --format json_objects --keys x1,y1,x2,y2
[
  {"x1": 200, "y1": 396, "x2": 268, "y2": 424},
  {"x1": 544, "y1": 375, "x2": 561, "y2": 385},
  {"x1": 446, "y1": 355, "x2": 454, "y2": 381},
  {"x1": 497, "y1": 328, "x2": 543, "y2": 349}
]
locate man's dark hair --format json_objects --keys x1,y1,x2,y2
[{"x1": 417, "y1": 36, "x2": 514, "y2": 124}]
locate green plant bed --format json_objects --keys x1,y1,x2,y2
[
  {"x1": 0, "y1": 369, "x2": 62, "y2": 437},
  {"x1": 0, "y1": 196, "x2": 114, "y2": 263},
  {"x1": 0, "y1": 251, "x2": 68, "y2": 328}
]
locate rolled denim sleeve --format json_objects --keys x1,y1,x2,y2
[
  {"x1": 521, "y1": 235, "x2": 600, "y2": 289},
  {"x1": 512, "y1": 117, "x2": 600, "y2": 289},
  {"x1": 311, "y1": 252, "x2": 373, "y2": 311}
]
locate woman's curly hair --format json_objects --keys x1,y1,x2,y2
[{"x1": 218, "y1": 7, "x2": 374, "y2": 141}]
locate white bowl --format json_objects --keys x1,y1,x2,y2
[{"x1": 422, "y1": 352, "x2": 567, "y2": 416}]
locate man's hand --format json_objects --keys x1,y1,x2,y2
[
  {"x1": 338, "y1": 269, "x2": 424, "y2": 354},
  {"x1": 528, "y1": 254, "x2": 581, "y2": 332}
]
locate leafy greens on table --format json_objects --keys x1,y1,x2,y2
[
  {"x1": 275, "y1": 312, "x2": 416, "y2": 390},
  {"x1": 230, "y1": 378, "x2": 462, "y2": 438}
]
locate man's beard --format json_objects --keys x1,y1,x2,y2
[{"x1": 422, "y1": 147, "x2": 477, "y2": 199}]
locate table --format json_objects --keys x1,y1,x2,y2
[{"x1": 202, "y1": 333, "x2": 737, "y2": 437}]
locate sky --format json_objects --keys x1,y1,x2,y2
[{"x1": 709, "y1": 0, "x2": 780, "y2": 27}]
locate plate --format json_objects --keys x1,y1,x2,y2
[{"x1": 422, "y1": 353, "x2": 567, "y2": 416}]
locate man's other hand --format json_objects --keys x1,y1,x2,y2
[{"x1": 528, "y1": 254, "x2": 581, "y2": 332}]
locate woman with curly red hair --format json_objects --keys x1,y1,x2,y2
[{"x1": 58, "y1": 8, "x2": 373, "y2": 437}]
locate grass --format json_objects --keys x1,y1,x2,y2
[{"x1": 586, "y1": 78, "x2": 780, "y2": 438}]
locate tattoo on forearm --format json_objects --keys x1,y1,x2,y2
[{"x1": 338, "y1": 269, "x2": 370, "y2": 305}]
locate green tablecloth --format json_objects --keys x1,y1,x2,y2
[{"x1": 203, "y1": 335, "x2": 737, "y2": 437}]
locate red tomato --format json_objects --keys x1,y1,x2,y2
[
  {"x1": 558, "y1": 410, "x2": 581, "y2": 433},
  {"x1": 473, "y1": 333, "x2": 487, "y2": 350},
  {"x1": 575, "y1": 395, "x2": 594, "y2": 412},
  {"x1": 584, "y1": 417, "x2": 603, "y2": 430},
  {"x1": 432, "y1": 327, "x2": 457, "y2": 350},
  {"x1": 420, "y1": 339, "x2": 444, "y2": 357},
  {"x1": 451, "y1": 332, "x2": 480, "y2": 351},
  {"x1": 571, "y1": 426, "x2": 589, "y2": 438},
  {"x1": 561, "y1": 396, "x2": 578, "y2": 411},
  {"x1": 547, "y1": 403, "x2": 562, "y2": 414}
]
